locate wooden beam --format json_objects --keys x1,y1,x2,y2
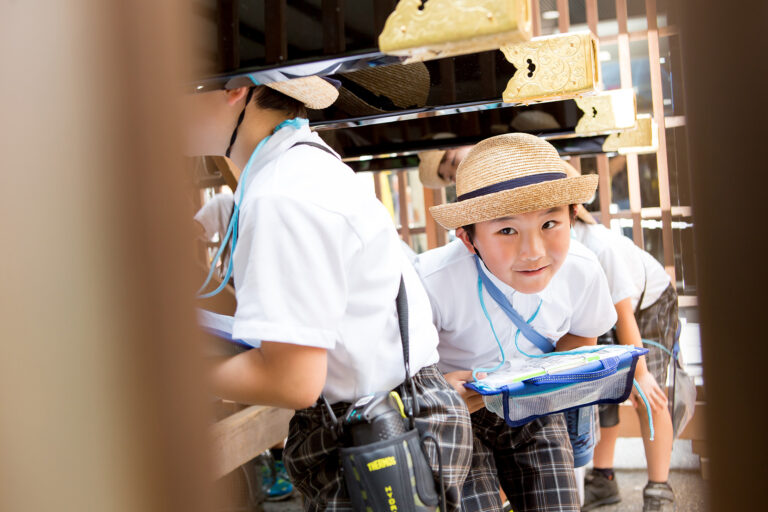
[
  {"x1": 531, "y1": 0, "x2": 541, "y2": 37},
  {"x1": 597, "y1": 154, "x2": 611, "y2": 228},
  {"x1": 208, "y1": 155, "x2": 241, "y2": 191},
  {"x1": 557, "y1": 0, "x2": 569, "y2": 33},
  {"x1": 423, "y1": 187, "x2": 446, "y2": 249},
  {"x1": 217, "y1": 0, "x2": 240, "y2": 70},
  {"x1": 599, "y1": 25, "x2": 679, "y2": 45},
  {"x1": 211, "y1": 406, "x2": 294, "y2": 479},
  {"x1": 398, "y1": 170, "x2": 411, "y2": 244},
  {"x1": 585, "y1": 0, "x2": 598, "y2": 35},
  {"x1": 646, "y1": 0, "x2": 676, "y2": 282},
  {"x1": 322, "y1": 0, "x2": 345, "y2": 55},
  {"x1": 265, "y1": 0, "x2": 287, "y2": 64}
]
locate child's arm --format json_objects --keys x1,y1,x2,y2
[
  {"x1": 555, "y1": 333, "x2": 596, "y2": 351},
  {"x1": 209, "y1": 342, "x2": 327, "y2": 410},
  {"x1": 614, "y1": 298, "x2": 668, "y2": 411}
]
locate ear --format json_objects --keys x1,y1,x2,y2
[
  {"x1": 225, "y1": 86, "x2": 250, "y2": 106},
  {"x1": 455, "y1": 227, "x2": 476, "y2": 254}
]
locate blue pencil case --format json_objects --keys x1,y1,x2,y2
[{"x1": 465, "y1": 346, "x2": 648, "y2": 427}]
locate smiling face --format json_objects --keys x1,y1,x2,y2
[{"x1": 456, "y1": 205, "x2": 572, "y2": 294}]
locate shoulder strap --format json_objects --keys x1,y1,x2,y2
[
  {"x1": 473, "y1": 256, "x2": 555, "y2": 354},
  {"x1": 291, "y1": 140, "x2": 340, "y2": 159}
]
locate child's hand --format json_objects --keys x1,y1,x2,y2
[
  {"x1": 443, "y1": 370, "x2": 487, "y2": 413},
  {"x1": 630, "y1": 371, "x2": 668, "y2": 412}
]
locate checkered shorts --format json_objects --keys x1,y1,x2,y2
[
  {"x1": 283, "y1": 364, "x2": 473, "y2": 512},
  {"x1": 598, "y1": 283, "x2": 679, "y2": 427},
  {"x1": 637, "y1": 284, "x2": 679, "y2": 386},
  {"x1": 462, "y1": 409, "x2": 579, "y2": 512}
]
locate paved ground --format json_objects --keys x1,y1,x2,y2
[{"x1": 261, "y1": 438, "x2": 708, "y2": 511}]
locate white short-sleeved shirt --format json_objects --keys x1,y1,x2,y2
[
  {"x1": 572, "y1": 222, "x2": 671, "y2": 310},
  {"x1": 230, "y1": 124, "x2": 439, "y2": 404},
  {"x1": 415, "y1": 239, "x2": 617, "y2": 374},
  {"x1": 194, "y1": 192, "x2": 234, "y2": 241}
]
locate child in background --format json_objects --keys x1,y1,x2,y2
[
  {"x1": 415, "y1": 133, "x2": 617, "y2": 512},
  {"x1": 565, "y1": 163, "x2": 677, "y2": 512}
]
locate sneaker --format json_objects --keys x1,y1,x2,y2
[
  {"x1": 582, "y1": 469, "x2": 620, "y2": 511},
  {"x1": 643, "y1": 482, "x2": 675, "y2": 512},
  {"x1": 260, "y1": 459, "x2": 294, "y2": 501}
]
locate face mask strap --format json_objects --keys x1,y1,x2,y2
[{"x1": 225, "y1": 87, "x2": 256, "y2": 159}]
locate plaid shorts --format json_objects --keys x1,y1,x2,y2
[
  {"x1": 462, "y1": 409, "x2": 579, "y2": 512},
  {"x1": 598, "y1": 283, "x2": 679, "y2": 427},
  {"x1": 637, "y1": 283, "x2": 679, "y2": 386},
  {"x1": 282, "y1": 364, "x2": 473, "y2": 512}
]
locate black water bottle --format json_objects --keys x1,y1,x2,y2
[{"x1": 343, "y1": 391, "x2": 408, "y2": 445}]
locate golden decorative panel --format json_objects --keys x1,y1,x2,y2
[
  {"x1": 602, "y1": 114, "x2": 658, "y2": 154},
  {"x1": 379, "y1": 0, "x2": 532, "y2": 63},
  {"x1": 500, "y1": 32, "x2": 600, "y2": 104},
  {"x1": 574, "y1": 88, "x2": 637, "y2": 135}
]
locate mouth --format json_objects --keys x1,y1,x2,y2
[{"x1": 516, "y1": 265, "x2": 548, "y2": 276}]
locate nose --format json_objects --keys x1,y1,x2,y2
[{"x1": 519, "y1": 232, "x2": 545, "y2": 261}]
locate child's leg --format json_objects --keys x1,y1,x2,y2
[
  {"x1": 591, "y1": 404, "x2": 620, "y2": 469},
  {"x1": 637, "y1": 284, "x2": 678, "y2": 484},
  {"x1": 461, "y1": 430, "x2": 506, "y2": 512},
  {"x1": 636, "y1": 399, "x2": 673, "y2": 482},
  {"x1": 474, "y1": 410, "x2": 579, "y2": 512}
]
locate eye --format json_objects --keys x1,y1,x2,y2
[
  {"x1": 499, "y1": 227, "x2": 517, "y2": 235},
  {"x1": 542, "y1": 220, "x2": 558, "y2": 230}
]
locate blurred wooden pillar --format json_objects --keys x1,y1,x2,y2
[
  {"x1": 0, "y1": 2, "x2": 211, "y2": 512},
  {"x1": 679, "y1": 0, "x2": 768, "y2": 508}
]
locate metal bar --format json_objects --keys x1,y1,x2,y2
[
  {"x1": 597, "y1": 154, "x2": 611, "y2": 228},
  {"x1": 557, "y1": 0, "x2": 570, "y2": 33},
  {"x1": 585, "y1": 0, "x2": 598, "y2": 35},
  {"x1": 397, "y1": 171, "x2": 411, "y2": 244},
  {"x1": 322, "y1": 0, "x2": 345, "y2": 55},
  {"x1": 265, "y1": 0, "x2": 287, "y2": 64},
  {"x1": 646, "y1": 0, "x2": 675, "y2": 281}
]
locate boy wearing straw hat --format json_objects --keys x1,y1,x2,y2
[
  {"x1": 415, "y1": 133, "x2": 617, "y2": 512},
  {"x1": 185, "y1": 77, "x2": 473, "y2": 511}
]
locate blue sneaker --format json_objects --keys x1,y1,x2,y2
[{"x1": 261, "y1": 459, "x2": 294, "y2": 501}]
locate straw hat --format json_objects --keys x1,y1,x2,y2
[
  {"x1": 562, "y1": 160, "x2": 598, "y2": 224},
  {"x1": 265, "y1": 76, "x2": 339, "y2": 110},
  {"x1": 418, "y1": 132, "x2": 457, "y2": 189},
  {"x1": 429, "y1": 133, "x2": 598, "y2": 229},
  {"x1": 335, "y1": 62, "x2": 430, "y2": 116}
]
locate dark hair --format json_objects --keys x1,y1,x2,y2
[
  {"x1": 254, "y1": 86, "x2": 307, "y2": 118},
  {"x1": 461, "y1": 204, "x2": 578, "y2": 236}
]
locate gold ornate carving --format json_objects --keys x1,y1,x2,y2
[
  {"x1": 574, "y1": 88, "x2": 637, "y2": 135},
  {"x1": 379, "y1": 0, "x2": 532, "y2": 63},
  {"x1": 602, "y1": 114, "x2": 658, "y2": 154},
  {"x1": 500, "y1": 32, "x2": 600, "y2": 104}
]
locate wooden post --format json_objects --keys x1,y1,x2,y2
[
  {"x1": 265, "y1": 0, "x2": 287, "y2": 63},
  {"x1": 617, "y1": 0, "x2": 645, "y2": 247},
  {"x1": 646, "y1": 0, "x2": 676, "y2": 281},
  {"x1": 322, "y1": 0, "x2": 345, "y2": 54},
  {"x1": 0, "y1": 1, "x2": 211, "y2": 511}
]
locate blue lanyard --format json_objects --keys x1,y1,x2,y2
[
  {"x1": 474, "y1": 255, "x2": 555, "y2": 354},
  {"x1": 197, "y1": 118, "x2": 309, "y2": 298}
]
